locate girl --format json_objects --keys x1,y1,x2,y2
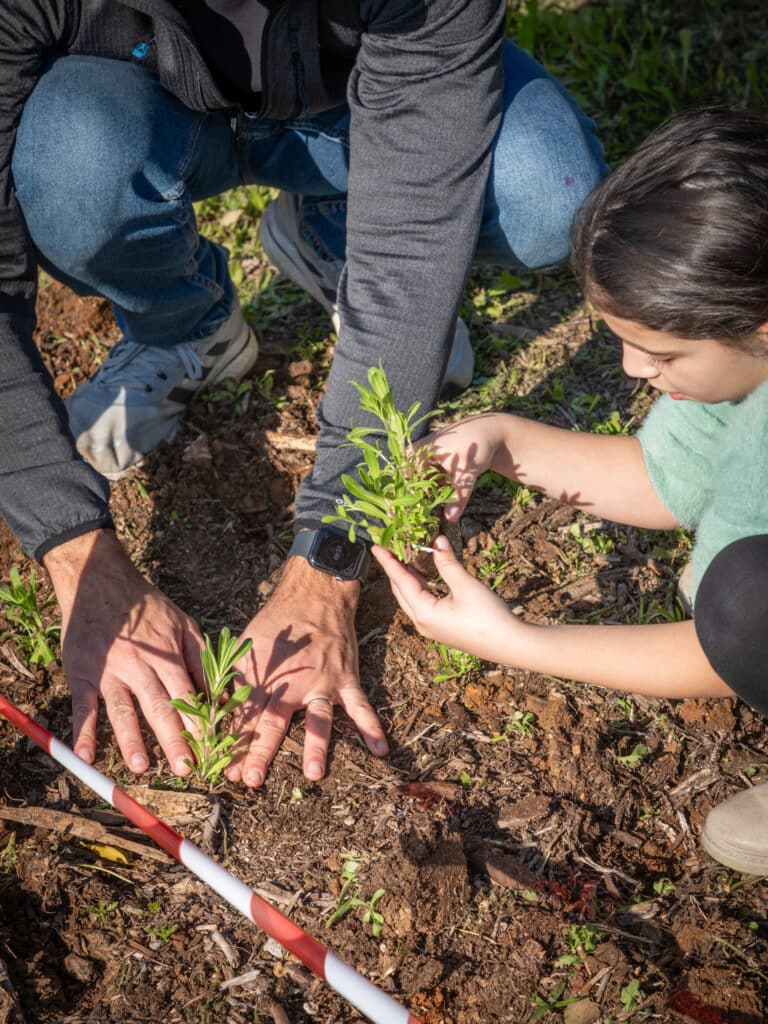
[{"x1": 373, "y1": 106, "x2": 768, "y2": 876}]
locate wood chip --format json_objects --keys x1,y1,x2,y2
[
  {"x1": 0, "y1": 804, "x2": 170, "y2": 863},
  {"x1": 263, "y1": 430, "x2": 317, "y2": 453}
]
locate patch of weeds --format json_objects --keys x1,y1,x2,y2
[
  {"x1": 620, "y1": 977, "x2": 643, "y2": 1015},
  {"x1": 630, "y1": 594, "x2": 685, "y2": 625},
  {"x1": 145, "y1": 922, "x2": 179, "y2": 946},
  {"x1": 0, "y1": 567, "x2": 61, "y2": 667},
  {"x1": 569, "y1": 522, "x2": 614, "y2": 556},
  {"x1": 530, "y1": 975, "x2": 581, "y2": 1021},
  {"x1": 86, "y1": 899, "x2": 119, "y2": 924},
  {"x1": 323, "y1": 364, "x2": 455, "y2": 561},
  {"x1": 652, "y1": 878, "x2": 676, "y2": 897},
  {"x1": 490, "y1": 710, "x2": 538, "y2": 743},
  {"x1": 170, "y1": 628, "x2": 252, "y2": 786},
  {"x1": 203, "y1": 376, "x2": 253, "y2": 416},
  {"x1": 325, "y1": 854, "x2": 387, "y2": 938},
  {"x1": 430, "y1": 642, "x2": 481, "y2": 683},
  {"x1": 556, "y1": 923, "x2": 608, "y2": 966},
  {"x1": 614, "y1": 742, "x2": 647, "y2": 769},
  {"x1": 253, "y1": 369, "x2": 286, "y2": 410},
  {"x1": 477, "y1": 541, "x2": 512, "y2": 591}
]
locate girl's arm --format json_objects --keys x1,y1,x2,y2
[
  {"x1": 373, "y1": 537, "x2": 734, "y2": 701},
  {"x1": 428, "y1": 413, "x2": 679, "y2": 529}
]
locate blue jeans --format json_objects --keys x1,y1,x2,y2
[{"x1": 13, "y1": 43, "x2": 605, "y2": 348}]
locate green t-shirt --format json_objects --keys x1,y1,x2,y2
[{"x1": 637, "y1": 379, "x2": 768, "y2": 602}]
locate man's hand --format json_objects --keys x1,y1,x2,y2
[
  {"x1": 43, "y1": 529, "x2": 204, "y2": 774},
  {"x1": 225, "y1": 557, "x2": 389, "y2": 787},
  {"x1": 373, "y1": 534, "x2": 519, "y2": 662}
]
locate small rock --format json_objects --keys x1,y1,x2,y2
[{"x1": 563, "y1": 998, "x2": 600, "y2": 1024}]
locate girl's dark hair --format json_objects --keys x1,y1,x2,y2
[{"x1": 572, "y1": 106, "x2": 768, "y2": 346}]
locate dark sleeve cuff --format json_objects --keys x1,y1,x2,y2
[{"x1": 35, "y1": 516, "x2": 116, "y2": 563}]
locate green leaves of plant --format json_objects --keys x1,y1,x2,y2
[
  {"x1": 0, "y1": 567, "x2": 60, "y2": 667},
  {"x1": 170, "y1": 627, "x2": 252, "y2": 786},
  {"x1": 323, "y1": 364, "x2": 456, "y2": 562}
]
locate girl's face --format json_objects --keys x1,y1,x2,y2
[{"x1": 601, "y1": 312, "x2": 768, "y2": 404}]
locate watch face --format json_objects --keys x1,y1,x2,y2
[{"x1": 312, "y1": 531, "x2": 364, "y2": 578}]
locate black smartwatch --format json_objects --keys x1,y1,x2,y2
[{"x1": 288, "y1": 526, "x2": 371, "y2": 582}]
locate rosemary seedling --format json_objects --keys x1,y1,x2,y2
[
  {"x1": 322, "y1": 364, "x2": 456, "y2": 561},
  {"x1": 0, "y1": 567, "x2": 61, "y2": 667},
  {"x1": 170, "y1": 628, "x2": 252, "y2": 785}
]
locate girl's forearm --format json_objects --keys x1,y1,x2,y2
[
  {"x1": 489, "y1": 414, "x2": 679, "y2": 529},
  {"x1": 499, "y1": 615, "x2": 734, "y2": 700}
]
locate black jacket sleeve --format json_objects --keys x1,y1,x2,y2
[
  {"x1": 295, "y1": 0, "x2": 505, "y2": 528},
  {"x1": 0, "y1": 0, "x2": 113, "y2": 561}
]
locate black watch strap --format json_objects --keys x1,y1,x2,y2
[{"x1": 288, "y1": 527, "x2": 371, "y2": 582}]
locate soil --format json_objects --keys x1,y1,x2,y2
[{"x1": 0, "y1": 276, "x2": 766, "y2": 1024}]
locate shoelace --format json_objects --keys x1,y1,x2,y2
[{"x1": 97, "y1": 339, "x2": 205, "y2": 392}]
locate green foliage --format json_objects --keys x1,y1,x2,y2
[
  {"x1": 615, "y1": 742, "x2": 647, "y2": 768},
  {"x1": 170, "y1": 628, "x2": 252, "y2": 786},
  {"x1": 490, "y1": 709, "x2": 538, "y2": 742},
  {"x1": 569, "y1": 523, "x2": 614, "y2": 556},
  {"x1": 430, "y1": 642, "x2": 481, "y2": 683},
  {"x1": 0, "y1": 567, "x2": 61, "y2": 667},
  {"x1": 325, "y1": 854, "x2": 387, "y2": 938},
  {"x1": 145, "y1": 922, "x2": 179, "y2": 946},
  {"x1": 620, "y1": 978, "x2": 643, "y2": 1014},
  {"x1": 322, "y1": 365, "x2": 456, "y2": 561},
  {"x1": 203, "y1": 376, "x2": 253, "y2": 416},
  {"x1": 0, "y1": 834, "x2": 17, "y2": 874},
  {"x1": 86, "y1": 899, "x2": 119, "y2": 923}
]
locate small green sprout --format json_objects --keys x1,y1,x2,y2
[
  {"x1": 0, "y1": 568, "x2": 61, "y2": 667},
  {"x1": 86, "y1": 899, "x2": 119, "y2": 923},
  {"x1": 620, "y1": 978, "x2": 643, "y2": 1014},
  {"x1": 325, "y1": 854, "x2": 387, "y2": 938},
  {"x1": 322, "y1": 364, "x2": 456, "y2": 562},
  {"x1": 170, "y1": 628, "x2": 252, "y2": 786},
  {"x1": 145, "y1": 922, "x2": 178, "y2": 946},
  {"x1": 430, "y1": 642, "x2": 481, "y2": 683},
  {"x1": 490, "y1": 710, "x2": 538, "y2": 743},
  {"x1": 615, "y1": 742, "x2": 647, "y2": 768},
  {"x1": 0, "y1": 834, "x2": 17, "y2": 874},
  {"x1": 652, "y1": 878, "x2": 676, "y2": 897}
]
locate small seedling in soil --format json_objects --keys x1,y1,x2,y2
[
  {"x1": 170, "y1": 628, "x2": 252, "y2": 786},
  {"x1": 530, "y1": 976, "x2": 581, "y2": 1021},
  {"x1": 322, "y1": 364, "x2": 456, "y2": 562},
  {"x1": 620, "y1": 978, "x2": 643, "y2": 1015},
  {"x1": 145, "y1": 922, "x2": 179, "y2": 947},
  {"x1": 614, "y1": 742, "x2": 647, "y2": 769},
  {"x1": 0, "y1": 567, "x2": 61, "y2": 667},
  {"x1": 0, "y1": 834, "x2": 17, "y2": 874},
  {"x1": 86, "y1": 899, "x2": 119, "y2": 924},
  {"x1": 430, "y1": 642, "x2": 481, "y2": 683},
  {"x1": 325, "y1": 855, "x2": 387, "y2": 938},
  {"x1": 490, "y1": 710, "x2": 538, "y2": 742}
]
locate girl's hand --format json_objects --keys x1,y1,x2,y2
[
  {"x1": 419, "y1": 413, "x2": 507, "y2": 522},
  {"x1": 372, "y1": 535, "x2": 521, "y2": 662}
]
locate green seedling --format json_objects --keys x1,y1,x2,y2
[
  {"x1": 620, "y1": 978, "x2": 643, "y2": 1015},
  {"x1": 0, "y1": 567, "x2": 61, "y2": 667},
  {"x1": 430, "y1": 642, "x2": 481, "y2": 682},
  {"x1": 652, "y1": 878, "x2": 676, "y2": 897},
  {"x1": 322, "y1": 364, "x2": 456, "y2": 562},
  {"x1": 615, "y1": 742, "x2": 647, "y2": 769},
  {"x1": 170, "y1": 628, "x2": 252, "y2": 785},
  {"x1": 0, "y1": 834, "x2": 17, "y2": 874},
  {"x1": 203, "y1": 376, "x2": 253, "y2": 415},
  {"x1": 86, "y1": 899, "x2": 119, "y2": 923},
  {"x1": 325, "y1": 855, "x2": 387, "y2": 938},
  {"x1": 145, "y1": 922, "x2": 178, "y2": 946},
  {"x1": 490, "y1": 709, "x2": 538, "y2": 742},
  {"x1": 531, "y1": 976, "x2": 581, "y2": 1021}
]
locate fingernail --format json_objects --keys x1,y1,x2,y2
[
  {"x1": 75, "y1": 746, "x2": 94, "y2": 763},
  {"x1": 445, "y1": 506, "x2": 458, "y2": 521},
  {"x1": 373, "y1": 740, "x2": 389, "y2": 756},
  {"x1": 245, "y1": 768, "x2": 263, "y2": 787},
  {"x1": 130, "y1": 754, "x2": 148, "y2": 772},
  {"x1": 173, "y1": 758, "x2": 189, "y2": 775},
  {"x1": 307, "y1": 760, "x2": 323, "y2": 779},
  {"x1": 434, "y1": 535, "x2": 450, "y2": 551}
]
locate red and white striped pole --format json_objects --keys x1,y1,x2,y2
[{"x1": 0, "y1": 695, "x2": 423, "y2": 1024}]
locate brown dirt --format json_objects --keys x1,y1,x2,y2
[{"x1": 0, "y1": 278, "x2": 766, "y2": 1024}]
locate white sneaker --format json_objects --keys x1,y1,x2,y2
[
  {"x1": 65, "y1": 303, "x2": 258, "y2": 479},
  {"x1": 259, "y1": 192, "x2": 474, "y2": 391}
]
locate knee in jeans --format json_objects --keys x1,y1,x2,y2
[
  {"x1": 492, "y1": 78, "x2": 605, "y2": 268},
  {"x1": 13, "y1": 61, "x2": 153, "y2": 274}
]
